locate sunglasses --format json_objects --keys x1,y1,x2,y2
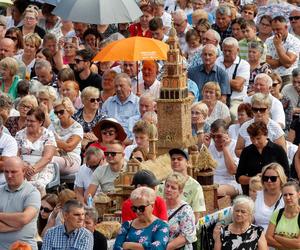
[
  {"x1": 90, "y1": 98, "x2": 101, "y2": 103},
  {"x1": 252, "y1": 107, "x2": 267, "y2": 113},
  {"x1": 131, "y1": 204, "x2": 151, "y2": 213},
  {"x1": 289, "y1": 16, "x2": 300, "y2": 21},
  {"x1": 40, "y1": 206, "x2": 53, "y2": 213},
  {"x1": 5, "y1": 35, "x2": 18, "y2": 41},
  {"x1": 262, "y1": 175, "x2": 278, "y2": 182},
  {"x1": 104, "y1": 151, "x2": 122, "y2": 157},
  {"x1": 101, "y1": 130, "x2": 115, "y2": 136},
  {"x1": 130, "y1": 156, "x2": 143, "y2": 162},
  {"x1": 74, "y1": 58, "x2": 86, "y2": 64},
  {"x1": 54, "y1": 109, "x2": 65, "y2": 116}
]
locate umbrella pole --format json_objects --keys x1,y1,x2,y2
[{"x1": 136, "y1": 61, "x2": 140, "y2": 96}]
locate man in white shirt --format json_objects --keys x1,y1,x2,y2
[
  {"x1": 243, "y1": 73, "x2": 285, "y2": 128},
  {"x1": 173, "y1": 9, "x2": 191, "y2": 52},
  {"x1": 216, "y1": 37, "x2": 250, "y2": 121}
]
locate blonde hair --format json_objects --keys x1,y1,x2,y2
[
  {"x1": 81, "y1": 86, "x2": 100, "y2": 103},
  {"x1": 165, "y1": 172, "x2": 187, "y2": 191},
  {"x1": 233, "y1": 195, "x2": 255, "y2": 215},
  {"x1": 53, "y1": 97, "x2": 76, "y2": 115},
  {"x1": 202, "y1": 81, "x2": 221, "y2": 99},
  {"x1": 130, "y1": 186, "x2": 156, "y2": 204},
  {"x1": 261, "y1": 163, "x2": 287, "y2": 187},
  {"x1": 18, "y1": 95, "x2": 38, "y2": 110},
  {"x1": 249, "y1": 175, "x2": 263, "y2": 192},
  {"x1": 191, "y1": 102, "x2": 209, "y2": 117},
  {"x1": 0, "y1": 57, "x2": 19, "y2": 76},
  {"x1": 38, "y1": 86, "x2": 57, "y2": 102},
  {"x1": 58, "y1": 188, "x2": 76, "y2": 206},
  {"x1": 24, "y1": 33, "x2": 42, "y2": 50},
  {"x1": 251, "y1": 93, "x2": 271, "y2": 109}
]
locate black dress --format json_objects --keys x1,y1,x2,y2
[{"x1": 93, "y1": 230, "x2": 107, "y2": 250}]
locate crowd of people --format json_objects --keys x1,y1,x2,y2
[{"x1": 0, "y1": 0, "x2": 299, "y2": 249}]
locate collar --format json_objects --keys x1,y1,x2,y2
[
  {"x1": 200, "y1": 64, "x2": 217, "y2": 72},
  {"x1": 5, "y1": 180, "x2": 26, "y2": 192},
  {"x1": 113, "y1": 92, "x2": 136, "y2": 105},
  {"x1": 63, "y1": 224, "x2": 79, "y2": 237}
]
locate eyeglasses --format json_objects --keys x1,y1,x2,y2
[
  {"x1": 5, "y1": 35, "x2": 18, "y2": 41},
  {"x1": 252, "y1": 107, "x2": 268, "y2": 113},
  {"x1": 260, "y1": 22, "x2": 271, "y2": 27},
  {"x1": 210, "y1": 133, "x2": 223, "y2": 139},
  {"x1": 25, "y1": 16, "x2": 36, "y2": 21},
  {"x1": 40, "y1": 206, "x2": 53, "y2": 213},
  {"x1": 262, "y1": 175, "x2": 278, "y2": 182},
  {"x1": 90, "y1": 98, "x2": 101, "y2": 103},
  {"x1": 130, "y1": 156, "x2": 143, "y2": 162},
  {"x1": 20, "y1": 104, "x2": 32, "y2": 110},
  {"x1": 54, "y1": 109, "x2": 65, "y2": 116},
  {"x1": 101, "y1": 130, "x2": 116, "y2": 136},
  {"x1": 74, "y1": 58, "x2": 86, "y2": 64},
  {"x1": 131, "y1": 204, "x2": 151, "y2": 213},
  {"x1": 272, "y1": 82, "x2": 280, "y2": 87},
  {"x1": 289, "y1": 16, "x2": 300, "y2": 21},
  {"x1": 104, "y1": 151, "x2": 122, "y2": 157}
]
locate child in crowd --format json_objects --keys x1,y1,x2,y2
[
  {"x1": 184, "y1": 29, "x2": 202, "y2": 65},
  {"x1": 249, "y1": 175, "x2": 263, "y2": 201}
]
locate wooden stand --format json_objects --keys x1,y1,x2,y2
[{"x1": 202, "y1": 184, "x2": 218, "y2": 214}]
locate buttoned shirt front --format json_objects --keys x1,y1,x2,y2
[{"x1": 134, "y1": 79, "x2": 161, "y2": 100}]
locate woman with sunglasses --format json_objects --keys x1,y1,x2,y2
[
  {"x1": 253, "y1": 163, "x2": 286, "y2": 232},
  {"x1": 208, "y1": 119, "x2": 242, "y2": 198},
  {"x1": 50, "y1": 97, "x2": 83, "y2": 175},
  {"x1": 236, "y1": 121, "x2": 289, "y2": 196},
  {"x1": 5, "y1": 27, "x2": 23, "y2": 55},
  {"x1": 129, "y1": 146, "x2": 149, "y2": 162},
  {"x1": 114, "y1": 186, "x2": 169, "y2": 250},
  {"x1": 73, "y1": 86, "x2": 107, "y2": 149},
  {"x1": 164, "y1": 173, "x2": 196, "y2": 250},
  {"x1": 266, "y1": 180, "x2": 300, "y2": 249}
]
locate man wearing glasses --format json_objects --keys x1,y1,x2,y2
[
  {"x1": 84, "y1": 141, "x2": 126, "y2": 202},
  {"x1": 172, "y1": 9, "x2": 191, "y2": 51}
]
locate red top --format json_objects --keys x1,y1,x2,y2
[
  {"x1": 121, "y1": 196, "x2": 168, "y2": 222},
  {"x1": 128, "y1": 23, "x2": 152, "y2": 38}
]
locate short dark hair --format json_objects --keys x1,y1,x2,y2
[
  {"x1": 247, "y1": 121, "x2": 268, "y2": 137},
  {"x1": 241, "y1": 20, "x2": 256, "y2": 30},
  {"x1": 237, "y1": 103, "x2": 253, "y2": 118},
  {"x1": 210, "y1": 119, "x2": 228, "y2": 132},
  {"x1": 272, "y1": 15, "x2": 287, "y2": 24},
  {"x1": 27, "y1": 107, "x2": 45, "y2": 124},
  {"x1": 76, "y1": 49, "x2": 95, "y2": 62},
  {"x1": 149, "y1": 17, "x2": 164, "y2": 31},
  {"x1": 241, "y1": 4, "x2": 257, "y2": 17},
  {"x1": 83, "y1": 28, "x2": 103, "y2": 41},
  {"x1": 36, "y1": 47, "x2": 53, "y2": 63},
  {"x1": 185, "y1": 29, "x2": 200, "y2": 43},
  {"x1": 57, "y1": 68, "x2": 75, "y2": 82},
  {"x1": 17, "y1": 80, "x2": 30, "y2": 97},
  {"x1": 13, "y1": 0, "x2": 30, "y2": 14},
  {"x1": 259, "y1": 15, "x2": 272, "y2": 24},
  {"x1": 231, "y1": 17, "x2": 247, "y2": 27},
  {"x1": 63, "y1": 199, "x2": 84, "y2": 213},
  {"x1": 5, "y1": 27, "x2": 24, "y2": 50}
]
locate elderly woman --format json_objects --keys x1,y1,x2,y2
[
  {"x1": 254, "y1": 163, "x2": 286, "y2": 231},
  {"x1": 213, "y1": 195, "x2": 268, "y2": 250},
  {"x1": 129, "y1": 4, "x2": 154, "y2": 37},
  {"x1": 114, "y1": 186, "x2": 169, "y2": 250},
  {"x1": 266, "y1": 180, "x2": 300, "y2": 249},
  {"x1": 208, "y1": 119, "x2": 242, "y2": 198},
  {"x1": 101, "y1": 70, "x2": 117, "y2": 103},
  {"x1": 6, "y1": 95, "x2": 38, "y2": 136},
  {"x1": 191, "y1": 102, "x2": 210, "y2": 135},
  {"x1": 73, "y1": 86, "x2": 107, "y2": 148},
  {"x1": 164, "y1": 173, "x2": 196, "y2": 250},
  {"x1": 235, "y1": 93, "x2": 286, "y2": 157},
  {"x1": 248, "y1": 41, "x2": 272, "y2": 95},
  {"x1": 201, "y1": 82, "x2": 231, "y2": 126},
  {"x1": 236, "y1": 121, "x2": 289, "y2": 195},
  {"x1": 60, "y1": 80, "x2": 82, "y2": 110},
  {"x1": 19, "y1": 7, "x2": 46, "y2": 38},
  {"x1": 15, "y1": 33, "x2": 42, "y2": 77},
  {"x1": 0, "y1": 57, "x2": 20, "y2": 100},
  {"x1": 228, "y1": 103, "x2": 253, "y2": 141},
  {"x1": 50, "y1": 97, "x2": 83, "y2": 175},
  {"x1": 15, "y1": 107, "x2": 57, "y2": 194}
]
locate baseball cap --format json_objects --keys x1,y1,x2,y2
[
  {"x1": 169, "y1": 148, "x2": 189, "y2": 160},
  {"x1": 131, "y1": 170, "x2": 160, "y2": 188}
]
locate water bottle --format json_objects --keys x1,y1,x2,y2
[{"x1": 87, "y1": 194, "x2": 93, "y2": 208}]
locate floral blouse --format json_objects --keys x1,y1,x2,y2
[
  {"x1": 248, "y1": 62, "x2": 272, "y2": 93},
  {"x1": 221, "y1": 224, "x2": 263, "y2": 250},
  {"x1": 113, "y1": 219, "x2": 169, "y2": 250},
  {"x1": 167, "y1": 202, "x2": 197, "y2": 250},
  {"x1": 72, "y1": 108, "x2": 107, "y2": 133},
  {"x1": 5, "y1": 116, "x2": 24, "y2": 137}
]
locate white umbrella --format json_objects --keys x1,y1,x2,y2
[
  {"x1": 52, "y1": 0, "x2": 143, "y2": 25},
  {"x1": 42, "y1": 0, "x2": 61, "y2": 6}
]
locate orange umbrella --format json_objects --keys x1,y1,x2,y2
[{"x1": 93, "y1": 36, "x2": 169, "y2": 62}]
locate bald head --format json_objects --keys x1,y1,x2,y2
[
  {"x1": 0, "y1": 38, "x2": 16, "y2": 60},
  {"x1": 4, "y1": 157, "x2": 25, "y2": 190}
]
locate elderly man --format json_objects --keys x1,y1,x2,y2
[
  {"x1": 289, "y1": 10, "x2": 300, "y2": 39},
  {"x1": 266, "y1": 16, "x2": 300, "y2": 86},
  {"x1": 188, "y1": 44, "x2": 230, "y2": 102},
  {"x1": 0, "y1": 157, "x2": 41, "y2": 250},
  {"x1": 282, "y1": 68, "x2": 300, "y2": 115},
  {"x1": 120, "y1": 61, "x2": 141, "y2": 88},
  {"x1": 102, "y1": 73, "x2": 140, "y2": 135},
  {"x1": 244, "y1": 73, "x2": 285, "y2": 128},
  {"x1": 157, "y1": 148, "x2": 206, "y2": 222},
  {"x1": 216, "y1": 37, "x2": 250, "y2": 120},
  {"x1": 42, "y1": 199, "x2": 93, "y2": 250},
  {"x1": 32, "y1": 59, "x2": 58, "y2": 89},
  {"x1": 211, "y1": 5, "x2": 233, "y2": 43},
  {"x1": 173, "y1": 9, "x2": 191, "y2": 51},
  {"x1": 85, "y1": 141, "x2": 126, "y2": 201}
]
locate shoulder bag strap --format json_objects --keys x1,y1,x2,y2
[
  {"x1": 232, "y1": 57, "x2": 241, "y2": 80},
  {"x1": 168, "y1": 204, "x2": 187, "y2": 221}
]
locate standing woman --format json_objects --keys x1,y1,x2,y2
[
  {"x1": 50, "y1": 97, "x2": 83, "y2": 175},
  {"x1": 266, "y1": 180, "x2": 300, "y2": 249},
  {"x1": 164, "y1": 173, "x2": 197, "y2": 250}
]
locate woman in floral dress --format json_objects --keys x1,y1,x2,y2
[{"x1": 114, "y1": 186, "x2": 169, "y2": 250}]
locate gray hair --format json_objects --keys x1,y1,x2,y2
[
  {"x1": 142, "y1": 111, "x2": 158, "y2": 124},
  {"x1": 85, "y1": 207, "x2": 99, "y2": 223},
  {"x1": 114, "y1": 73, "x2": 132, "y2": 87},
  {"x1": 292, "y1": 68, "x2": 300, "y2": 78},
  {"x1": 0, "y1": 94, "x2": 13, "y2": 110},
  {"x1": 206, "y1": 29, "x2": 221, "y2": 44},
  {"x1": 130, "y1": 186, "x2": 156, "y2": 204},
  {"x1": 202, "y1": 44, "x2": 218, "y2": 55},
  {"x1": 35, "y1": 59, "x2": 52, "y2": 72},
  {"x1": 251, "y1": 93, "x2": 271, "y2": 109},
  {"x1": 53, "y1": 97, "x2": 76, "y2": 115},
  {"x1": 216, "y1": 5, "x2": 232, "y2": 17},
  {"x1": 248, "y1": 41, "x2": 264, "y2": 55},
  {"x1": 150, "y1": 0, "x2": 164, "y2": 6},
  {"x1": 173, "y1": 9, "x2": 187, "y2": 21},
  {"x1": 222, "y1": 37, "x2": 239, "y2": 48},
  {"x1": 233, "y1": 195, "x2": 255, "y2": 216},
  {"x1": 140, "y1": 92, "x2": 155, "y2": 103},
  {"x1": 63, "y1": 199, "x2": 84, "y2": 213},
  {"x1": 38, "y1": 86, "x2": 57, "y2": 102},
  {"x1": 81, "y1": 86, "x2": 100, "y2": 102},
  {"x1": 254, "y1": 73, "x2": 273, "y2": 88}
]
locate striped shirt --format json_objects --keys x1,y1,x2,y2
[{"x1": 239, "y1": 37, "x2": 267, "y2": 62}]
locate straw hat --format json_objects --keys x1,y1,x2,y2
[{"x1": 92, "y1": 117, "x2": 127, "y2": 142}]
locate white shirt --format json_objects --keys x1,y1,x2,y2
[
  {"x1": 216, "y1": 56, "x2": 250, "y2": 101},
  {"x1": 243, "y1": 94, "x2": 286, "y2": 128},
  {"x1": 228, "y1": 123, "x2": 240, "y2": 141},
  {"x1": 74, "y1": 164, "x2": 94, "y2": 196},
  {"x1": 161, "y1": 11, "x2": 172, "y2": 31},
  {"x1": 0, "y1": 132, "x2": 18, "y2": 184},
  {"x1": 124, "y1": 144, "x2": 137, "y2": 161},
  {"x1": 134, "y1": 79, "x2": 161, "y2": 100}
]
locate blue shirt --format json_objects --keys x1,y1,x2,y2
[
  {"x1": 188, "y1": 64, "x2": 231, "y2": 100},
  {"x1": 101, "y1": 92, "x2": 140, "y2": 135},
  {"x1": 42, "y1": 224, "x2": 93, "y2": 250}
]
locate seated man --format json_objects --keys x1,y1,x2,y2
[
  {"x1": 42, "y1": 199, "x2": 93, "y2": 250},
  {"x1": 85, "y1": 141, "x2": 126, "y2": 202},
  {"x1": 0, "y1": 157, "x2": 41, "y2": 250},
  {"x1": 157, "y1": 148, "x2": 206, "y2": 222},
  {"x1": 74, "y1": 145, "x2": 105, "y2": 203},
  {"x1": 122, "y1": 170, "x2": 167, "y2": 222}
]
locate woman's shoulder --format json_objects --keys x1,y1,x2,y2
[{"x1": 249, "y1": 224, "x2": 264, "y2": 234}]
